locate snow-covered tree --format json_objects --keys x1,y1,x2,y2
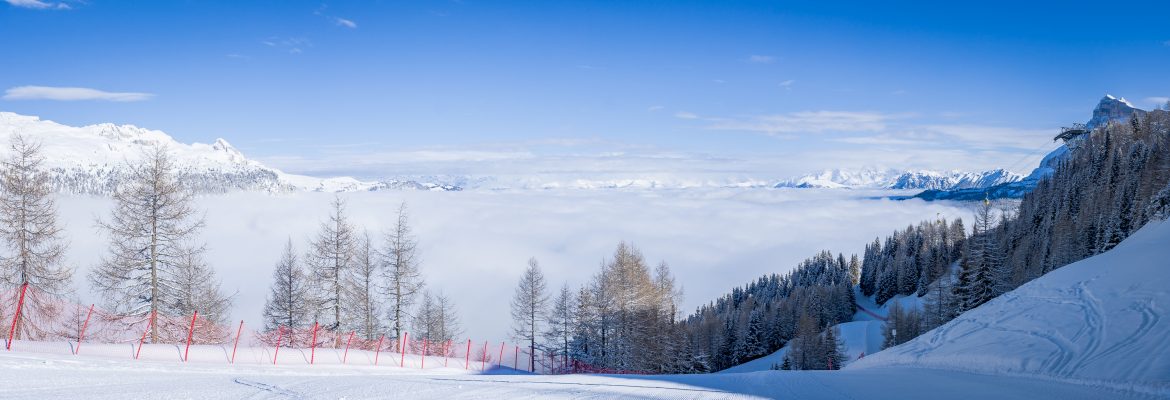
[
  {"x1": 0, "y1": 135, "x2": 71, "y2": 340},
  {"x1": 510, "y1": 257, "x2": 549, "y2": 372}
]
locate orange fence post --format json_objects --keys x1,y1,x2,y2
[
  {"x1": 498, "y1": 342, "x2": 505, "y2": 367},
  {"x1": 75, "y1": 304, "x2": 95, "y2": 355},
  {"x1": 374, "y1": 334, "x2": 385, "y2": 366},
  {"x1": 421, "y1": 338, "x2": 428, "y2": 369},
  {"x1": 183, "y1": 310, "x2": 198, "y2": 362},
  {"x1": 514, "y1": 345, "x2": 519, "y2": 370},
  {"x1": 343, "y1": 331, "x2": 355, "y2": 364},
  {"x1": 230, "y1": 320, "x2": 244, "y2": 364},
  {"x1": 481, "y1": 341, "x2": 487, "y2": 371},
  {"x1": 309, "y1": 322, "x2": 319, "y2": 365},
  {"x1": 135, "y1": 310, "x2": 155, "y2": 360},
  {"x1": 465, "y1": 339, "x2": 471, "y2": 369},
  {"x1": 5, "y1": 283, "x2": 28, "y2": 350},
  {"x1": 273, "y1": 326, "x2": 284, "y2": 365},
  {"x1": 400, "y1": 332, "x2": 409, "y2": 368},
  {"x1": 445, "y1": 339, "x2": 452, "y2": 367}
]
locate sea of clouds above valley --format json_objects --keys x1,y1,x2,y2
[{"x1": 55, "y1": 188, "x2": 974, "y2": 343}]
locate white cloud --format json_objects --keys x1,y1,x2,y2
[
  {"x1": 262, "y1": 37, "x2": 312, "y2": 54},
  {"x1": 333, "y1": 17, "x2": 357, "y2": 29},
  {"x1": 779, "y1": 80, "x2": 795, "y2": 89},
  {"x1": 706, "y1": 111, "x2": 897, "y2": 135},
  {"x1": 674, "y1": 111, "x2": 699, "y2": 119},
  {"x1": 923, "y1": 124, "x2": 1055, "y2": 151},
  {"x1": 1145, "y1": 97, "x2": 1169, "y2": 106},
  {"x1": 747, "y1": 55, "x2": 776, "y2": 64},
  {"x1": 5, "y1": 0, "x2": 70, "y2": 9},
  {"x1": 647, "y1": 105, "x2": 665, "y2": 112},
  {"x1": 3, "y1": 86, "x2": 153, "y2": 102},
  {"x1": 713, "y1": 79, "x2": 726, "y2": 84}
]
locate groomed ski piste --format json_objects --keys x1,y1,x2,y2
[{"x1": 3, "y1": 220, "x2": 1169, "y2": 399}]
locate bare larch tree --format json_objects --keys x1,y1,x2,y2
[
  {"x1": 262, "y1": 239, "x2": 311, "y2": 335},
  {"x1": 306, "y1": 196, "x2": 357, "y2": 346},
  {"x1": 89, "y1": 144, "x2": 208, "y2": 342},
  {"x1": 382, "y1": 201, "x2": 422, "y2": 345},
  {"x1": 0, "y1": 134, "x2": 71, "y2": 340},
  {"x1": 511, "y1": 257, "x2": 549, "y2": 372},
  {"x1": 351, "y1": 230, "x2": 383, "y2": 341}
]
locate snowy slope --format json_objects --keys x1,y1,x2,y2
[
  {"x1": 0, "y1": 345, "x2": 1151, "y2": 399},
  {"x1": 0, "y1": 112, "x2": 457, "y2": 194},
  {"x1": 850, "y1": 219, "x2": 1170, "y2": 396}
]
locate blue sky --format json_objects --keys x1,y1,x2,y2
[{"x1": 2, "y1": 0, "x2": 1169, "y2": 178}]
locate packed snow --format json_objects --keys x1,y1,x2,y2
[{"x1": 0, "y1": 342, "x2": 1152, "y2": 399}]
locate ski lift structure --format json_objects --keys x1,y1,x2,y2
[{"x1": 1054, "y1": 123, "x2": 1090, "y2": 150}]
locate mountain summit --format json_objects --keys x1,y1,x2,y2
[{"x1": 911, "y1": 95, "x2": 1148, "y2": 201}]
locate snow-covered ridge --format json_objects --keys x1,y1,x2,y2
[
  {"x1": 0, "y1": 112, "x2": 458, "y2": 195},
  {"x1": 775, "y1": 168, "x2": 1023, "y2": 190}
]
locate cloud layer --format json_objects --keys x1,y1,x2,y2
[
  {"x1": 706, "y1": 111, "x2": 896, "y2": 135},
  {"x1": 58, "y1": 189, "x2": 973, "y2": 344},
  {"x1": 3, "y1": 86, "x2": 153, "y2": 102}
]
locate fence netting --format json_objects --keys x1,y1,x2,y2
[{"x1": 0, "y1": 283, "x2": 632, "y2": 374}]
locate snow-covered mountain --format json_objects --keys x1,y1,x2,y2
[
  {"x1": 912, "y1": 95, "x2": 1147, "y2": 201},
  {"x1": 775, "y1": 168, "x2": 1022, "y2": 190},
  {"x1": 0, "y1": 112, "x2": 459, "y2": 195}
]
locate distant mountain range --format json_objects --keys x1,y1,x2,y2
[
  {"x1": 0, "y1": 112, "x2": 459, "y2": 195},
  {"x1": 775, "y1": 168, "x2": 1023, "y2": 191},
  {"x1": 909, "y1": 95, "x2": 1147, "y2": 201},
  {"x1": 0, "y1": 95, "x2": 1143, "y2": 198}
]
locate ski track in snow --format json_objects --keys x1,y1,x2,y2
[{"x1": 233, "y1": 378, "x2": 304, "y2": 399}]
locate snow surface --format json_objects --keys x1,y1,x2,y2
[
  {"x1": 0, "y1": 344, "x2": 1151, "y2": 399},
  {"x1": 850, "y1": 219, "x2": 1170, "y2": 397}
]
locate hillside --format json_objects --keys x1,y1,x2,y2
[{"x1": 849, "y1": 218, "x2": 1170, "y2": 396}]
